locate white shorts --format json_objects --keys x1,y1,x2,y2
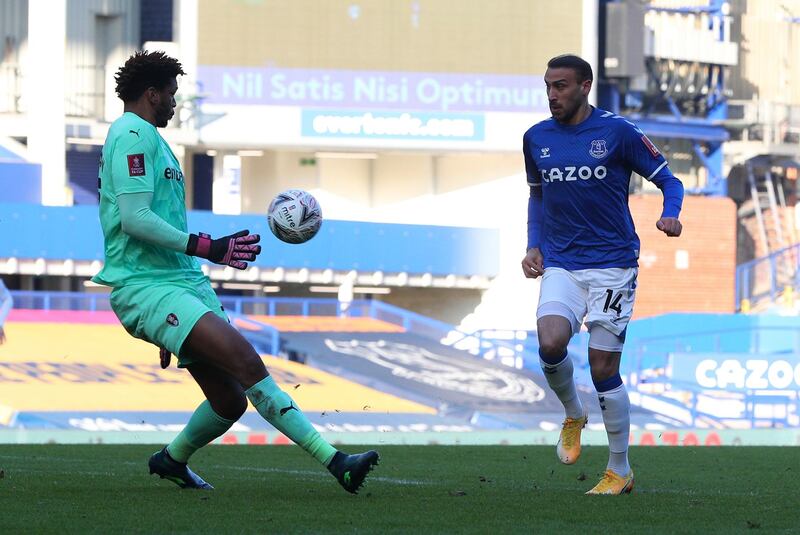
[{"x1": 536, "y1": 267, "x2": 638, "y2": 339}]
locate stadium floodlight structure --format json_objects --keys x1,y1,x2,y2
[{"x1": 599, "y1": 0, "x2": 737, "y2": 196}]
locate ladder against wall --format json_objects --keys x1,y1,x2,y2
[{"x1": 732, "y1": 156, "x2": 800, "y2": 311}]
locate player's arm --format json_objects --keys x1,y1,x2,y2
[
  {"x1": 650, "y1": 168, "x2": 684, "y2": 237},
  {"x1": 117, "y1": 191, "x2": 189, "y2": 251},
  {"x1": 116, "y1": 191, "x2": 263, "y2": 270},
  {"x1": 522, "y1": 131, "x2": 545, "y2": 278},
  {"x1": 622, "y1": 123, "x2": 684, "y2": 237},
  {"x1": 111, "y1": 134, "x2": 262, "y2": 269}
]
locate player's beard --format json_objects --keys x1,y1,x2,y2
[
  {"x1": 559, "y1": 105, "x2": 578, "y2": 124},
  {"x1": 552, "y1": 96, "x2": 584, "y2": 125},
  {"x1": 155, "y1": 107, "x2": 173, "y2": 128}
]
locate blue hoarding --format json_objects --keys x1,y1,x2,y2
[{"x1": 0, "y1": 203, "x2": 499, "y2": 277}]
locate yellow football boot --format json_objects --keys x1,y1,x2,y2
[
  {"x1": 556, "y1": 409, "x2": 588, "y2": 464},
  {"x1": 585, "y1": 469, "x2": 635, "y2": 495}
]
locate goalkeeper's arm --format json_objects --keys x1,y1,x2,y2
[
  {"x1": 117, "y1": 192, "x2": 262, "y2": 269},
  {"x1": 117, "y1": 192, "x2": 189, "y2": 252}
]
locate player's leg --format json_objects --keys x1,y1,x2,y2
[
  {"x1": 110, "y1": 284, "x2": 235, "y2": 489},
  {"x1": 536, "y1": 268, "x2": 588, "y2": 464},
  {"x1": 149, "y1": 362, "x2": 246, "y2": 489},
  {"x1": 585, "y1": 343, "x2": 633, "y2": 494},
  {"x1": 182, "y1": 312, "x2": 335, "y2": 460},
  {"x1": 182, "y1": 312, "x2": 378, "y2": 493},
  {"x1": 169, "y1": 280, "x2": 341, "y2": 471},
  {"x1": 113, "y1": 280, "x2": 378, "y2": 493},
  {"x1": 537, "y1": 314, "x2": 583, "y2": 420},
  {"x1": 583, "y1": 268, "x2": 637, "y2": 495},
  {"x1": 176, "y1": 361, "x2": 248, "y2": 462}
]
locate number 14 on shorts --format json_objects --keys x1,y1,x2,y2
[{"x1": 603, "y1": 289, "x2": 623, "y2": 315}]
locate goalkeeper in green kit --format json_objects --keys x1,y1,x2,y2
[{"x1": 93, "y1": 51, "x2": 379, "y2": 493}]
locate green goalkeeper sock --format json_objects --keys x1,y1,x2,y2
[
  {"x1": 166, "y1": 400, "x2": 236, "y2": 463},
  {"x1": 245, "y1": 375, "x2": 338, "y2": 466}
]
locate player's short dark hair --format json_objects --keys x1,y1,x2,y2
[
  {"x1": 547, "y1": 54, "x2": 593, "y2": 82},
  {"x1": 114, "y1": 50, "x2": 186, "y2": 102}
]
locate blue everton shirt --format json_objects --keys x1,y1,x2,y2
[{"x1": 523, "y1": 107, "x2": 683, "y2": 270}]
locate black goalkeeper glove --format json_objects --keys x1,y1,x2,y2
[{"x1": 186, "y1": 230, "x2": 262, "y2": 270}]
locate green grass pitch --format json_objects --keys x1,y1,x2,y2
[{"x1": 0, "y1": 444, "x2": 796, "y2": 534}]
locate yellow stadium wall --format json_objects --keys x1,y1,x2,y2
[
  {"x1": 197, "y1": 0, "x2": 585, "y2": 74},
  {"x1": 0, "y1": 320, "x2": 432, "y2": 415}
]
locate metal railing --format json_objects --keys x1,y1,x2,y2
[
  {"x1": 10, "y1": 291, "x2": 114, "y2": 311},
  {"x1": 8, "y1": 291, "x2": 524, "y2": 366},
  {"x1": 735, "y1": 243, "x2": 800, "y2": 312},
  {"x1": 366, "y1": 301, "x2": 524, "y2": 365},
  {"x1": 9, "y1": 291, "x2": 800, "y2": 426}
]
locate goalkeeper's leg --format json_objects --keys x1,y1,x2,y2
[
  {"x1": 150, "y1": 364, "x2": 245, "y2": 489},
  {"x1": 182, "y1": 312, "x2": 379, "y2": 494}
]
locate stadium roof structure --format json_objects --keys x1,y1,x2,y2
[{"x1": 631, "y1": 116, "x2": 730, "y2": 143}]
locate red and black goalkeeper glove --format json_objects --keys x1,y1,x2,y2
[{"x1": 186, "y1": 230, "x2": 262, "y2": 270}]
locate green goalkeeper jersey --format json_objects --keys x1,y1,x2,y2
[{"x1": 93, "y1": 112, "x2": 203, "y2": 287}]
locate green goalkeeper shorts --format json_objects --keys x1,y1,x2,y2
[{"x1": 110, "y1": 277, "x2": 227, "y2": 368}]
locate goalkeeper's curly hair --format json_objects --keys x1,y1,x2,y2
[{"x1": 114, "y1": 50, "x2": 186, "y2": 102}]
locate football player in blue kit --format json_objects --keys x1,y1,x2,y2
[{"x1": 521, "y1": 54, "x2": 684, "y2": 494}]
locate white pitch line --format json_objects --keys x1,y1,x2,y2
[
  {"x1": 210, "y1": 464, "x2": 427, "y2": 486},
  {"x1": 4, "y1": 462, "x2": 771, "y2": 497},
  {"x1": 17, "y1": 467, "x2": 118, "y2": 477},
  {"x1": 0, "y1": 455, "x2": 427, "y2": 487},
  {"x1": 0, "y1": 455, "x2": 140, "y2": 465}
]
